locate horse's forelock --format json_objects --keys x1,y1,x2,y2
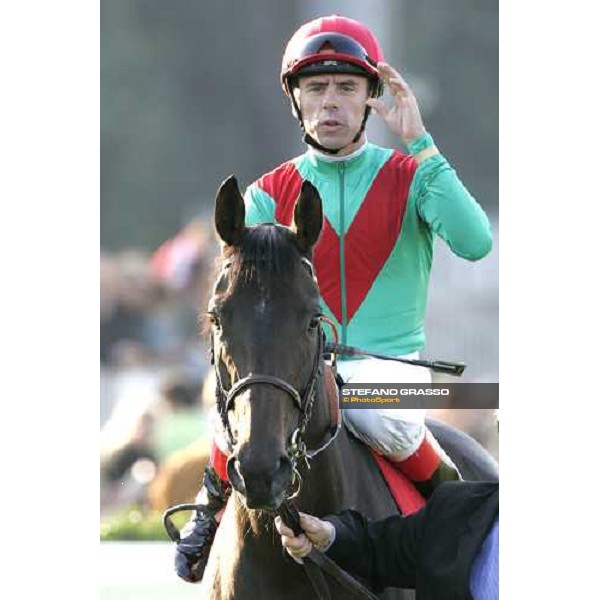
[
  {"x1": 203, "y1": 224, "x2": 311, "y2": 339},
  {"x1": 229, "y1": 225, "x2": 302, "y2": 285}
]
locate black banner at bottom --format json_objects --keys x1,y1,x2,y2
[{"x1": 339, "y1": 383, "x2": 499, "y2": 409}]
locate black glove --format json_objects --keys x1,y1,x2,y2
[{"x1": 174, "y1": 512, "x2": 218, "y2": 583}]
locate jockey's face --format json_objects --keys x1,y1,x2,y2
[{"x1": 293, "y1": 73, "x2": 369, "y2": 155}]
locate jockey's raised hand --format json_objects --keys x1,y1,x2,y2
[{"x1": 366, "y1": 62, "x2": 427, "y2": 145}]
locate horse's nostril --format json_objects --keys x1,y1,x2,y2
[
  {"x1": 274, "y1": 455, "x2": 293, "y2": 488},
  {"x1": 226, "y1": 456, "x2": 246, "y2": 494},
  {"x1": 277, "y1": 455, "x2": 291, "y2": 474}
]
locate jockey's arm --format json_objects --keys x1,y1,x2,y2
[{"x1": 408, "y1": 133, "x2": 493, "y2": 261}]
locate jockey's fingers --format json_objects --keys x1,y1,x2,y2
[
  {"x1": 274, "y1": 516, "x2": 295, "y2": 538},
  {"x1": 388, "y1": 78, "x2": 411, "y2": 96},
  {"x1": 378, "y1": 62, "x2": 409, "y2": 85},
  {"x1": 366, "y1": 98, "x2": 389, "y2": 118},
  {"x1": 299, "y1": 513, "x2": 327, "y2": 535},
  {"x1": 282, "y1": 533, "x2": 312, "y2": 557},
  {"x1": 377, "y1": 62, "x2": 404, "y2": 82}
]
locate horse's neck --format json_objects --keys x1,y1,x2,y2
[{"x1": 202, "y1": 494, "x2": 279, "y2": 598}]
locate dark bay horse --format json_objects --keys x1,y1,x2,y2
[{"x1": 199, "y1": 176, "x2": 498, "y2": 600}]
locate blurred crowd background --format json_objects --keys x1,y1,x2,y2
[{"x1": 101, "y1": 0, "x2": 498, "y2": 534}]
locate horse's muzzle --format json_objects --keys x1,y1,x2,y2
[{"x1": 227, "y1": 452, "x2": 293, "y2": 509}]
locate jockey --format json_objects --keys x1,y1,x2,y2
[{"x1": 174, "y1": 14, "x2": 493, "y2": 583}]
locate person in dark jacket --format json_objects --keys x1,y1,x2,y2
[{"x1": 275, "y1": 480, "x2": 498, "y2": 600}]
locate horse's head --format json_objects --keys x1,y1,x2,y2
[{"x1": 209, "y1": 175, "x2": 323, "y2": 510}]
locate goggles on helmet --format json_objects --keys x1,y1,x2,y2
[{"x1": 284, "y1": 32, "x2": 379, "y2": 79}]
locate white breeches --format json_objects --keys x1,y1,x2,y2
[{"x1": 337, "y1": 353, "x2": 431, "y2": 461}]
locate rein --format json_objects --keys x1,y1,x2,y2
[{"x1": 277, "y1": 501, "x2": 380, "y2": 600}]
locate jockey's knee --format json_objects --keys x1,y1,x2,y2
[{"x1": 343, "y1": 408, "x2": 426, "y2": 460}]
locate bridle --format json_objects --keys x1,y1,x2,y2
[{"x1": 210, "y1": 256, "x2": 339, "y2": 496}]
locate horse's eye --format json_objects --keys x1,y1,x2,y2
[
  {"x1": 207, "y1": 312, "x2": 222, "y2": 329},
  {"x1": 308, "y1": 315, "x2": 322, "y2": 331}
]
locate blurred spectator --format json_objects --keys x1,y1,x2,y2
[
  {"x1": 100, "y1": 223, "x2": 219, "y2": 515},
  {"x1": 153, "y1": 374, "x2": 207, "y2": 461},
  {"x1": 150, "y1": 218, "x2": 213, "y2": 294},
  {"x1": 100, "y1": 371, "x2": 209, "y2": 509},
  {"x1": 147, "y1": 439, "x2": 211, "y2": 512},
  {"x1": 102, "y1": 411, "x2": 157, "y2": 484},
  {"x1": 100, "y1": 219, "x2": 217, "y2": 371},
  {"x1": 100, "y1": 250, "x2": 163, "y2": 365}
]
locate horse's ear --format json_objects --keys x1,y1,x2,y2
[
  {"x1": 215, "y1": 175, "x2": 246, "y2": 247},
  {"x1": 293, "y1": 180, "x2": 322, "y2": 252}
]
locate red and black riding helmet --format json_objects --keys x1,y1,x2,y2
[{"x1": 281, "y1": 15, "x2": 385, "y2": 99}]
